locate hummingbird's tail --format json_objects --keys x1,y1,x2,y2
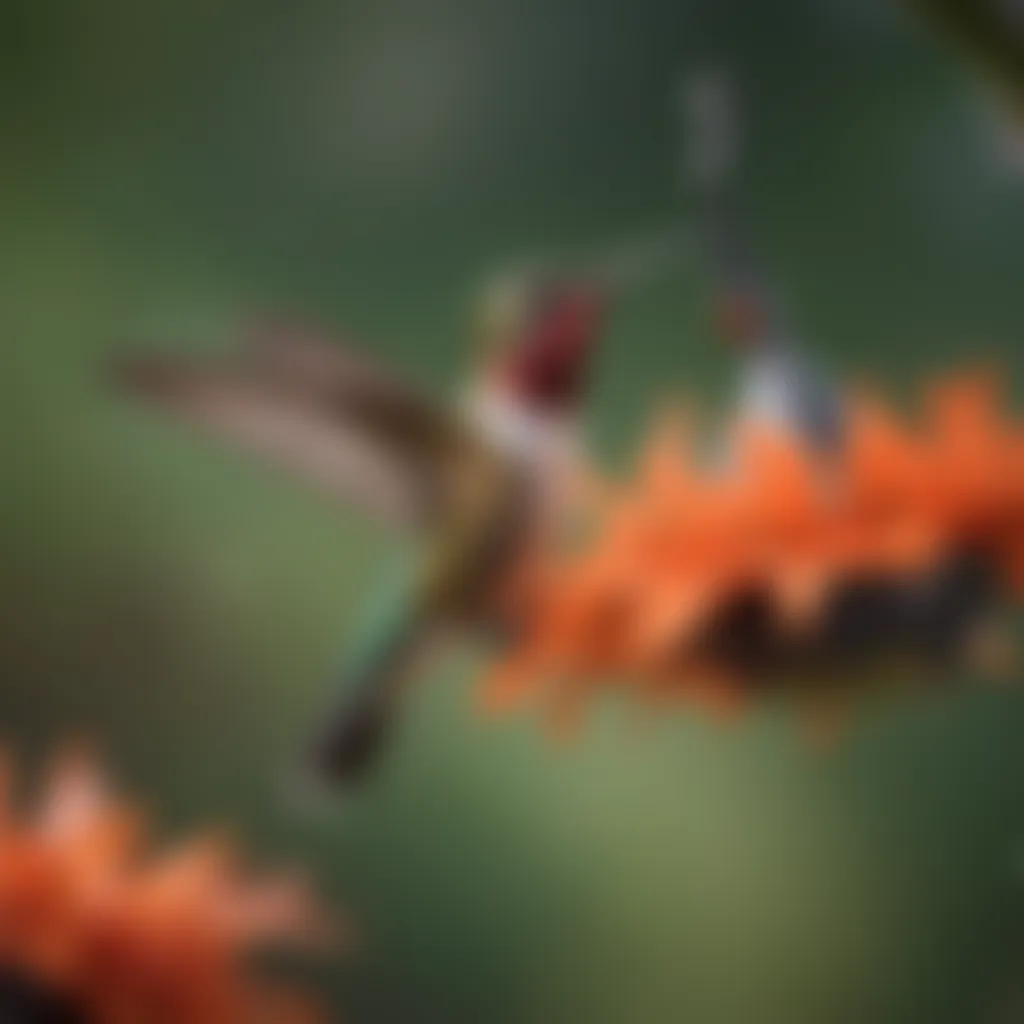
[{"x1": 302, "y1": 568, "x2": 444, "y2": 790}]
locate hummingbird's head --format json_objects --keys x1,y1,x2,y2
[{"x1": 473, "y1": 273, "x2": 607, "y2": 416}]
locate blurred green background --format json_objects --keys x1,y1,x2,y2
[{"x1": 3, "y1": 1, "x2": 1024, "y2": 1021}]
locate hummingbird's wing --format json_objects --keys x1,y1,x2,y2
[
  {"x1": 239, "y1": 320, "x2": 431, "y2": 413},
  {"x1": 238, "y1": 322, "x2": 468, "y2": 463},
  {"x1": 114, "y1": 330, "x2": 476, "y2": 532}
]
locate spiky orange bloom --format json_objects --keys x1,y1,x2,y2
[
  {"x1": 0, "y1": 750, "x2": 336, "y2": 1024},
  {"x1": 484, "y1": 372, "x2": 1024, "y2": 725}
]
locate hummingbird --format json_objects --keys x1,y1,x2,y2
[{"x1": 115, "y1": 245, "x2": 680, "y2": 790}]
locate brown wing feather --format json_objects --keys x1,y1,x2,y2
[
  {"x1": 112, "y1": 349, "x2": 459, "y2": 531},
  {"x1": 240, "y1": 321, "x2": 456, "y2": 443},
  {"x1": 240, "y1": 320, "x2": 405, "y2": 399}
]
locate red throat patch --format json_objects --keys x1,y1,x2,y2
[{"x1": 502, "y1": 288, "x2": 606, "y2": 412}]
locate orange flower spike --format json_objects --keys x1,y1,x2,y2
[
  {"x1": 875, "y1": 517, "x2": 944, "y2": 576},
  {"x1": 37, "y1": 753, "x2": 144, "y2": 887},
  {"x1": 750, "y1": 434, "x2": 841, "y2": 597},
  {"x1": 926, "y1": 370, "x2": 1003, "y2": 445},
  {"x1": 733, "y1": 422, "x2": 820, "y2": 526},
  {"x1": 924, "y1": 372, "x2": 1016, "y2": 526},
  {"x1": 140, "y1": 835, "x2": 240, "y2": 928},
  {"x1": 0, "y1": 751, "x2": 336, "y2": 1024},
  {"x1": 484, "y1": 370, "x2": 1024, "y2": 727},
  {"x1": 629, "y1": 582, "x2": 712, "y2": 662},
  {"x1": 636, "y1": 403, "x2": 699, "y2": 515},
  {"x1": 853, "y1": 391, "x2": 933, "y2": 494},
  {"x1": 770, "y1": 566, "x2": 834, "y2": 633}
]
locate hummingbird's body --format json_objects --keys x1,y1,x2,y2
[
  {"x1": 117, "y1": 280, "x2": 610, "y2": 787},
  {"x1": 309, "y1": 378, "x2": 586, "y2": 782}
]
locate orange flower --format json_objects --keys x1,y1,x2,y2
[
  {"x1": 0, "y1": 749, "x2": 337, "y2": 1024},
  {"x1": 484, "y1": 371, "x2": 1024, "y2": 723}
]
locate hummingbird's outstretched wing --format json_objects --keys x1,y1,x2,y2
[{"x1": 114, "y1": 326, "x2": 476, "y2": 532}]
